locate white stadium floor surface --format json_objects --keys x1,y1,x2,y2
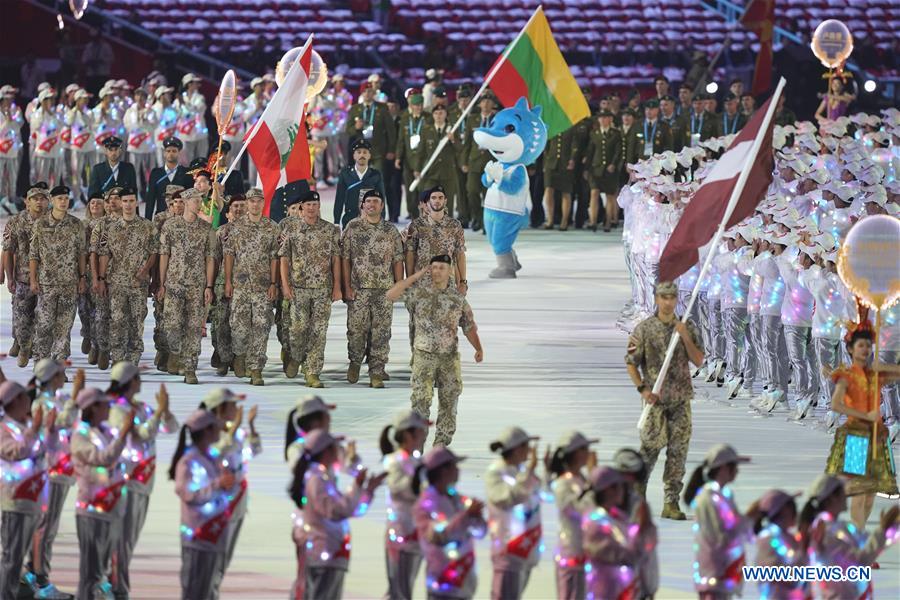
[{"x1": 0, "y1": 188, "x2": 897, "y2": 599}]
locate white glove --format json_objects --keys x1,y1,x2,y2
[{"x1": 484, "y1": 161, "x2": 504, "y2": 183}]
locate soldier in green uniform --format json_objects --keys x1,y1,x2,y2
[
  {"x1": 419, "y1": 104, "x2": 459, "y2": 217},
  {"x1": 386, "y1": 254, "x2": 483, "y2": 447},
  {"x1": 210, "y1": 194, "x2": 245, "y2": 377},
  {"x1": 97, "y1": 187, "x2": 158, "y2": 364},
  {"x1": 447, "y1": 84, "x2": 474, "y2": 226},
  {"x1": 636, "y1": 99, "x2": 673, "y2": 160},
  {"x1": 274, "y1": 192, "x2": 304, "y2": 373},
  {"x1": 625, "y1": 281, "x2": 705, "y2": 520},
  {"x1": 89, "y1": 186, "x2": 123, "y2": 370},
  {"x1": 571, "y1": 87, "x2": 594, "y2": 228},
  {"x1": 542, "y1": 118, "x2": 586, "y2": 231},
  {"x1": 395, "y1": 92, "x2": 428, "y2": 220},
  {"x1": 714, "y1": 93, "x2": 747, "y2": 137},
  {"x1": 345, "y1": 82, "x2": 397, "y2": 176},
  {"x1": 686, "y1": 93, "x2": 717, "y2": 147},
  {"x1": 158, "y1": 188, "x2": 216, "y2": 384},
  {"x1": 774, "y1": 94, "x2": 797, "y2": 127},
  {"x1": 659, "y1": 95, "x2": 686, "y2": 152},
  {"x1": 341, "y1": 189, "x2": 403, "y2": 388},
  {"x1": 224, "y1": 188, "x2": 279, "y2": 386},
  {"x1": 151, "y1": 186, "x2": 184, "y2": 371},
  {"x1": 28, "y1": 185, "x2": 87, "y2": 361},
  {"x1": 279, "y1": 190, "x2": 342, "y2": 387},
  {"x1": 464, "y1": 92, "x2": 498, "y2": 232},
  {"x1": 79, "y1": 192, "x2": 105, "y2": 363},
  {"x1": 621, "y1": 108, "x2": 641, "y2": 169},
  {"x1": 584, "y1": 110, "x2": 623, "y2": 232},
  {"x1": 3, "y1": 185, "x2": 48, "y2": 368}
]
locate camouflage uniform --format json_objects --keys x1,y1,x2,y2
[
  {"x1": 225, "y1": 217, "x2": 279, "y2": 371},
  {"x1": 406, "y1": 284, "x2": 476, "y2": 446},
  {"x1": 89, "y1": 215, "x2": 116, "y2": 357},
  {"x1": 78, "y1": 216, "x2": 102, "y2": 352},
  {"x1": 404, "y1": 214, "x2": 466, "y2": 349},
  {"x1": 2, "y1": 211, "x2": 40, "y2": 357},
  {"x1": 625, "y1": 315, "x2": 703, "y2": 505},
  {"x1": 341, "y1": 218, "x2": 403, "y2": 375},
  {"x1": 211, "y1": 221, "x2": 235, "y2": 368},
  {"x1": 279, "y1": 217, "x2": 341, "y2": 376},
  {"x1": 159, "y1": 216, "x2": 216, "y2": 370},
  {"x1": 274, "y1": 216, "x2": 297, "y2": 361},
  {"x1": 29, "y1": 213, "x2": 86, "y2": 360},
  {"x1": 151, "y1": 211, "x2": 170, "y2": 356},
  {"x1": 99, "y1": 215, "x2": 158, "y2": 363}
]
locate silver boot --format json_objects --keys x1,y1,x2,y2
[{"x1": 489, "y1": 253, "x2": 517, "y2": 279}]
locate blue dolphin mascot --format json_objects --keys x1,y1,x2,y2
[{"x1": 473, "y1": 97, "x2": 548, "y2": 278}]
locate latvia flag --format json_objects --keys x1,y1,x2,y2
[
  {"x1": 658, "y1": 78, "x2": 785, "y2": 282},
  {"x1": 246, "y1": 36, "x2": 313, "y2": 216}
]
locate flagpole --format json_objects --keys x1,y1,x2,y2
[
  {"x1": 410, "y1": 6, "x2": 543, "y2": 192},
  {"x1": 648, "y1": 77, "x2": 786, "y2": 401},
  {"x1": 221, "y1": 35, "x2": 313, "y2": 182}
]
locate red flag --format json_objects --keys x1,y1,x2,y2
[
  {"x1": 658, "y1": 87, "x2": 781, "y2": 282},
  {"x1": 741, "y1": 0, "x2": 775, "y2": 96},
  {"x1": 246, "y1": 38, "x2": 313, "y2": 216}
]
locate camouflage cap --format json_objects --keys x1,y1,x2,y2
[
  {"x1": 246, "y1": 187, "x2": 264, "y2": 199},
  {"x1": 165, "y1": 184, "x2": 185, "y2": 197},
  {"x1": 180, "y1": 188, "x2": 203, "y2": 201},
  {"x1": 654, "y1": 280, "x2": 677, "y2": 296},
  {"x1": 104, "y1": 186, "x2": 124, "y2": 200},
  {"x1": 27, "y1": 187, "x2": 49, "y2": 200}
]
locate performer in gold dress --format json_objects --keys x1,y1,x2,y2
[{"x1": 825, "y1": 310, "x2": 900, "y2": 530}]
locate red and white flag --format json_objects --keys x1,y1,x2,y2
[
  {"x1": 245, "y1": 36, "x2": 313, "y2": 215},
  {"x1": 658, "y1": 79, "x2": 784, "y2": 282}
]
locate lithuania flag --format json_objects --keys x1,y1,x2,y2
[{"x1": 488, "y1": 7, "x2": 590, "y2": 139}]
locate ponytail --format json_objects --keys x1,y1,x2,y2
[
  {"x1": 682, "y1": 462, "x2": 709, "y2": 506},
  {"x1": 288, "y1": 451, "x2": 318, "y2": 508},
  {"x1": 168, "y1": 425, "x2": 190, "y2": 481},
  {"x1": 379, "y1": 425, "x2": 395, "y2": 456},
  {"x1": 105, "y1": 381, "x2": 130, "y2": 397},
  {"x1": 411, "y1": 464, "x2": 423, "y2": 497},
  {"x1": 798, "y1": 498, "x2": 823, "y2": 538},
  {"x1": 547, "y1": 447, "x2": 569, "y2": 479},
  {"x1": 27, "y1": 377, "x2": 37, "y2": 401},
  {"x1": 752, "y1": 511, "x2": 767, "y2": 535},
  {"x1": 284, "y1": 408, "x2": 300, "y2": 461}
]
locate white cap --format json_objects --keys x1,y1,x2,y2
[
  {"x1": 64, "y1": 83, "x2": 81, "y2": 95},
  {"x1": 33, "y1": 358, "x2": 66, "y2": 384},
  {"x1": 296, "y1": 395, "x2": 336, "y2": 418},
  {"x1": 807, "y1": 473, "x2": 844, "y2": 504},
  {"x1": 76, "y1": 387, "x2": 108, "y2": 410},
  {"x1": 704, "y1": 443, "x2": 751, "y2": 470},
  {"x1": 74, "y1": 89, "x2": 92, "y2": 101},
  {"x1": 109, "y1": 361, "x2": 140, "y2": 384},
  {"x1": 490, "y1": 426, "x2": 539, "y2": 453},
  {"x1": 250, "y1": 77, "x2": 264, "y2": 89},
  {"x1": 154, "y1": 85, "x2": 174, "y2": 99},
  {"x1": 303, "y1": 429, "x2": 341, "y2": 456},
  {"x1": 98, "y1": 87, "x2": 114, "y2": 99},
  {"x1": 556, "y1": 430, "x2": 599, "y2": 455},
  {"x1": 185, "y1": 409, "x2": 218, "y2": 432},
  {"x1": 202, "y1": 388, "x2": 245, "y2": 410},
  {"x1": 392, "y1": 410, "x2": 431, "y2": 431},
  {"x1": 38, "y1": 89, "x2": 54, "y2": 102},
  {"x1": 0, "y1": 381, "x2": 27, "y2": 407},
  {"x1": 181, "y1": 73, "x2": 201, "y2": 86}
]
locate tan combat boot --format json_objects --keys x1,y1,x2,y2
[
  {"x1": 249, "y1": 369, "x2": 264, "y2": 386},
  {"x1": 305, "y1": 373, "x2": 324, "y2": 388},
  {"x1": 369, "y1": 374, "x2": 385, "y2": 389},
  {"x1": 8, "y1": 338, "x2": 19, "y2": 357},
  {"x1": 347, "y1": 362, "x2": 360, "y2": 384},
  {"x1": 215, "y1": 362, "x2": 229, "y2": 377},
  {"x1": 183, "y1": 370, "x2": 198, "y2": 385},
  {"x1": 156, "y1": 350, "x2": 168, "y2": 372},
  {"x1": 233, "y1": 355, "x2": 247, "y2": 378},
  {"x1": 98, "y1": 351, "x2": 110, "y2": 370},
  {"x1": 81, "y1": 338, "x2": 91, "y2": 355},
  {"x1": 285, "y1": 360, "x2": 300, "y2": 379},
  {"x1": 16, "y1": 344, "x2": 30, "y2": 368},
  {"x1": 381, "y1": 371, "x2": 391, "y2": 381},
  {"x1": 88, "y1": 346, "x2": 98, "y2": 365},
  {"x1": 661, "y1": 502, "x2": 686, "y2": 520},
  {"x1": 210, "y1": 349, "x2": 220, "y2": 369},
  {"x1": 167, "y1": 353, "x2": 182, "y2": 375}
]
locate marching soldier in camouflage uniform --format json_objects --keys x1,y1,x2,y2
[
  {"x1": 464, "y1": 92, "x2": 498, "y2": 231},
  {"x1": 279, "y1": 190, "x2": 342, "y2": 387},
  {"x1": 224, "y1": 187, "x2": 279, "y2": 386},
  {"x1": 151, "y1": 185, "x2": 184, "y2": 370},
  {"x1": 341, "y1": 188, "x2": 403, "y2": 388},
  {"x1": 387, "y1": 255, "x2": 483, "y2": 447},
  {"x1": 584, "y1": 110, "x2": 623, "y2": 232},
  {"x1": 97, "y1": 187, "x2": 158, "y2": 364},
  {"x1": 395, "y1": 91, "x2": 429, "y2": 220},
  {"x1": 543, "y1": 119, "x2": 587, "y2": 230},
  {"x1": 158, "y1": 188, "x2": 216, "y2": 384},
  {"x1": 419, "y1": 104, "x2": 459, "y2": 217},
  {"x1": 625, "y1": 281, "x2": 704, "y2": 520},
  {"x1": 3, "y1": 184, "x2": 48, "y2": 367},
  {"x1": 447, "y1": 84, "x2": 473, "y2": 224},
  {"x1": 89, "y1": 186, "x2": 124, "y2": 369},
  {"x1": 79, "y1": 192, "x2": 105, "y2": 363},
  {"x1": 210, "y1": 194, "x2": 245, "y2": 377},
  {"x1": 275, "y1": 196, "x2": 303, "y2": 372},
  {"x1": 29, "y1": 185, "x2": 87, "y2": 361}
]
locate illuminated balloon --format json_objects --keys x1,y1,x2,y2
[
  {"x1": 213, "y1": 70, "x2": 237, "y2": 135},
  {"x1": 811, "y1": 20, "x2": 853, "y2": 69},
  {"x1": 69, "y1": 0, "x2": 88, "y2": 20},
  {"x1": 276, "y1": 47, "x2": 328, "y2": 101},
  {"x1": 837, "y1": 215, "x2": 900, "y2": 310}
]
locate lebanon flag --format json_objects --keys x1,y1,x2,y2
[
  {"x1": 246, "y1": 37, "x2": 313, "y2": 215},
  {"x1": 658, "y1": 79, "x2": 785, "y2": 282}
]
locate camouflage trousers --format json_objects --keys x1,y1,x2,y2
[
  {"x1": 33, "y1": 285, "x2": 78, "y2": 360},
  {"x1": 152, "y1": 295, "x2": 166, "y2": 352},
  {"x1": 210, "y1": 281, "x2": 233, "y2": 365},
  {"x1": 162, "y1": 285, "x2": 205, "y2": 370},
  {"x1": 410, "y1": 349, "x2": 463, "y2": 447},
  {"x1": 230, "y1": 287, "x2": 273, "y2": 371},
  {"x1": 639, "y1": 398, "x2": 692, "y2": 506},
  {"x1": 346, "y1": 288, "x2": 393, "y2": 375},
  {"x1": 77, "y1": 291, "x2": 94, "y2": 345},
  {"x1": 109, "y1": 285, "x2": 149, "y2": 364},
  {"x1": 289, "y1": 287, "x2": 332, "y2": 376},
  {"x1": 12, "y1": 281, "x2": 37, "y2": 353},
  {"x1": 92, "y1": 290, "x2": 110, "y2": 354},
  {"x1": 275, "y1": 298, "x2": 291, "y2": 356}
]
